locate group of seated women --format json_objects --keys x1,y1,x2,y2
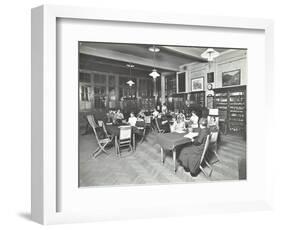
[
  {"x1": 107, "y1": 109, "x2": 124, "y2": 124},
  {"x1": 107, "y1": 106, "x2": 203, "y2": 133},
  {"x1": 151, "y1": 108, "x2": 218, "y2": 177},
  {"x1": 105, "y1": 107, "x2": 218, "y2": 177},
  {"x1": 107, "y1": 109, "x2": 145, "y2": 127},
  {"x1": 171, "y1": 112, "x2": 195, "y2": 131},
  {"x1": 153, "y1": 109, "x2": 199, "y2": 133}
]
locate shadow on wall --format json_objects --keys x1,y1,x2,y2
[{"x1": 17, "y1": 212, "x2": 32, "y2": 221}]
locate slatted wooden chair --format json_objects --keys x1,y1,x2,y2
[
  {"x1": 135, "y1": 120, "x2": 146, "y2": 143},
  {"x1": 148, "y1": 115, "x2": 158, "y2": 132},
  {"x1": 144, "y1": 115, "x2": 152, "y2": 130},
  {"x1": 199, "y1": 135, "x2": 213, "y2": 177},
  {"x1": 155, "y1": 118, "x2": 165, "y2": 133},
  {"x1": 97, "y1": 120, "x2": 112, "y2": 140},
  {"x1": 86, "y1": 115, "x2": 113, "y2": 158},
  {"x1": 208, "y1": 131, "x2": 220, "y2": 163},
  {"x1": 117, "y1": 125, "x2": 133, "y2": 157}
]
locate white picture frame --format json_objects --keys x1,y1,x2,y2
[{"x1": 31, "y1": 5, "x2": 275, "y2": 225}]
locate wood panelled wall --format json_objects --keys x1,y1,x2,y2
[{"x1": 180, "y1": 50, "x2": 247, "y2": 107}]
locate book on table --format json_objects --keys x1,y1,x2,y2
[
  {"x1": 184, "y1": 132, "x2": 199, "y2": 139},
  {"x1": 174, "y1": 130, "x2": 186, "y2": 133}
]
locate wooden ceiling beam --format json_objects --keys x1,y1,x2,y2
[
  {"x1": 162, "y1": 46, "x2": 208, "y2": 62},
  {"x1": 80, "y1": 45, "x2": 179, "y2": 72}
]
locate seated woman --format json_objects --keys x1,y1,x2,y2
[
  {"x1": 157, "y1": 113, "x2": 170, "y2": 133},
  {"x1": 178, "y1": 118, "x2": 210, "y2": 176},
  {"x1": 152, "y1": 108, "x2": 159, "y2": 118},
  {"x1": 127, "y1": 112, "x2": 137, "y2": 126},
  {"x1": 114, "y1": 109, "x2": 124, "y2": 124},
  {"x1": 170, "y1": 114, "x2": 186, "y2": 132},
  {"x1": 207, "y1": 115, "x2": 219, "y2": 132},
  {"x1": 137, "y1": 109, "x2": 145, "y2": 120},
  {"x1": 161, "y1": 103, "x2": 168, "y2": 114},
  {"x1": 186, "y1": 110, "x2": 199, "y2": 128}
]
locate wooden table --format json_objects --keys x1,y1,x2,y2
[
  {"x1": 106, "y1": 124, "x2": 137, "y2": 156},
  {"x1": 156, "y1": 131, "x2": 194, "y2": 173}
]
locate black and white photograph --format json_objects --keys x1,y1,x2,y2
[{"x1": 78, "y1": 42, "x2": 247, "y2": 187}]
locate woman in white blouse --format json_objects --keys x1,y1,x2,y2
[
  {"x1": 128, "y1": 112, "x2": 137, "y2": 126},
  {"x1": 189, "y1": 110, "x2": 199, "y2": 128},
  {"x1": 152, "y1": 108, "x2": 159, "y2": 118},
  {"x1": 171, "y1": 113, "x2": 186, "y2": 132}
]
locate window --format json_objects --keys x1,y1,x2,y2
[
  {"x1": 79, "y1": 72, "x2": 91, "y2": 83},
  {"x1": 178, "y1": 72, "x2": 186, "y2": 93},
  {"x1": 93, "y1": 73, "x2": 106, "y2": 84},
  {"x1": 80, "y1": 85, "x2": 90, "y2": 101},
  {"x1": 108, "y1": 75, "x2": 115, "y2": 86},
  {"x1": 94, "y1": 86, "x2": 106, "y2": 109}
]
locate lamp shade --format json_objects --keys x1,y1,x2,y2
[
  {"x1": 126, "y1": 80, "x2": 135, "y2": 86},
  {"x1": 201, "y1": 48, "x2": 220, "y2": 61},
  {"x1": 149, "y1": 69, "x2": 160, "y2": 79}
]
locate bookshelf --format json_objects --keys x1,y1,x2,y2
[
  {"x1": 173, "y1": 96, "x2": 186, "y2": 113},
  {"x1": 214, "y1": 86, "x2": 246, "y2": 136},
  {"x1": 188, "y1": 91, "x2": 205, "y2": 108},
  {"x1": 138, "y1": 97, "x2": 156, "y2": 112}
]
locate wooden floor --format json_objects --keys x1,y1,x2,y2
[{"x1": 79, "y1": 131, "x2": 246, "y2": 187}]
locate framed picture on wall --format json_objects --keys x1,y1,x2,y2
[
  {"x1": 222, "y1": 69, "x2": 241, "y2": 87},
  {"x1": 191, "y1": 77, "x2": 204, "y2": 91}
]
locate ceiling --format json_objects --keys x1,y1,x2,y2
[
  {"x1": 79, "y1": 42, "x2": 232, "y2": 75},
  {"x1": 79, "y1": 54, "x2": 171, "y2": 76}
]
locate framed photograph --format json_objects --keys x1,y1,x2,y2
[
  {"x1": 222, "y1": 69, "x2": 241, "y2": 87},
  {"x1": 31, "y1": 5, "x2": 274, "y2": 225},
  {"x1": 191, "y1": 77, "x2": 204, "y2": 91}
]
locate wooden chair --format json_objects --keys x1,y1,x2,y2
[
  {"x1": 209, "y1": 131, "x2": 220, "y2": 163},
  {"x1": 82, "y1": 115, "x2": 93, "y2": 135},
  {"x1": 155, "y1": 118, "x2": 165, "y2": 133},
  {"x1": 117, "y1": 125, "x2": 133, "y2": 156},
  {"x1": 199, "y1": 135, "x2": 213, "y2": 177},
  {"x1": 97, "y1": 120, "x2": 112, "y2": 140},
  {"x1": 86, "y1": 115, "x2": 113, "y2": 158},
  {"x1": 135, "y1": 120, "x2": 146, "y2": 143},
  {"x1": 144, "y1": 116, "x2": 152, "y2": 129},
  {"x1": 87, "y1": 114, "x2": 98, "y2": 129},
  {"x1": 148, "y1": 116, "x2": 157, "y2": 132},
  {"x1": 219, "y1": 119, "x2": 228, "y2": 135}
]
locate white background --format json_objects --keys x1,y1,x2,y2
[{"x1": 0, "y1": 0, "x2": 280, "y2": 229}]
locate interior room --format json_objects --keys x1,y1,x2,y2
[{"x1": 78, "y1": 42, "x2": 247, "y2": 187}]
